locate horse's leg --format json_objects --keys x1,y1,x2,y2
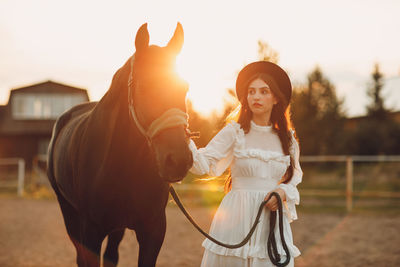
[
  {"x1": 78, "y1": 218, "x2": 106, "y2": 267},
  {"x1": 136, "y1": 214, "x2": 167, "y2": 267},
  {"x1": 55, "y1": 192, "x2": 87, "y2": 266},
  {"x1": 103, "y1": 229, "x2": 125, "y2": 267},
  {"x1": 55, "y1": 191, "x2": 105, "y2": 267}
]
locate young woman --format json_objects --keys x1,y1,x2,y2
[{"x1": 188, "y1": 61, "x2": 302, "y2": 267}]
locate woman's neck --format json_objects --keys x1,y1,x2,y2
[{"x1": 252, "y1": 113, "x2": 272, "y2": 126}]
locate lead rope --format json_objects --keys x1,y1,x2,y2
[{"x1": 169, "y1": 186, "x2": 291, "y2": 266}]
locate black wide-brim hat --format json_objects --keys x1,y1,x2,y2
[{"x1": 236, "y1": 61, "x2": 292, "y2": 108}]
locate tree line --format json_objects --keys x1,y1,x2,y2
[{"x1": 187, "y1": 41, "x2": 400, "y2": 155}]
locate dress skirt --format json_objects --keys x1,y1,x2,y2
[
  {"x1": 201, "y1": 250, "x2": 294, "y2": 267},
  {"x1": 200, "y1": 177, "x2": 300, "y2": 267}
]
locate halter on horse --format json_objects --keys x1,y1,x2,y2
[{"x1": 47, "y1": 23, "x2": 193, "y2": 267}]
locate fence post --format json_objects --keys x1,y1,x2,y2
[
  {"x1": 346, "y1": 156, "x2": 353, "y2": 212},
  {"x1": 17, "y1": 159, "x2": 25, "y2": 197}
]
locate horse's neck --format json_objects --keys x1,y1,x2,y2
[
  {"x1": 97, "y1": 58, "x2": 130, "y2": 112},
  {"x1": 88, "y1": 60, "x2": 148, "y2": 156}
]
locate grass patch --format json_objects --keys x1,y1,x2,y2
[
  {"x1": 170, "y1": 187, "x2": 225, "y2": 207},
  {"x1": 25, "y1": 185, "x2": 56, "y2": 200}
]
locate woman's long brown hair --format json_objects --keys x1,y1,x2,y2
[{"x1": 224, "y1": 73, "x2": 297, "y2": 192}]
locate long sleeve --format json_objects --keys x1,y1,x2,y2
[
  {"x1": 277, "y1": 130, "x2": 303, "y2": 223},
  {"x1": 188, "y1": 122, "x2": 237, "y2": 176}
]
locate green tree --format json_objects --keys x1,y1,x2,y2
[
  {"x1": 291, "y1": 66, "x2": 346, "y2": 155},
  {"x1": 258, "y1": 40, "x2": 279, "y2": 63},
  {"x1": 352, "y1": 63, "x2": 400, "y2": 154},
  {"x1": 187, "y1": 100, "x2": 216, "y2": 148},
  {"x1": 367, "y1": 63, "x2": 388, "y2": 118}
]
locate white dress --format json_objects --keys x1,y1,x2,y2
[{"x1": 188, "y1": 121, "x2": 302, "y2": 267}]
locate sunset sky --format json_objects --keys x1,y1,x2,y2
[{"x1": 1, "y1": 0, "x2": 399, "y2": 116}]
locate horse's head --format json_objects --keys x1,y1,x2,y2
[{"x1": 129, "y1": 23, "x2": 193, "y2": 182}]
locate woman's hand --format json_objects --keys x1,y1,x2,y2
[{"x1": 264, "y1": 188, "x2": 286, "y2": 211}]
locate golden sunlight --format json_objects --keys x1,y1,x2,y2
[
  {"x1": 176, "y1": 52, "x2": 234, "y2": 117},
  {"x1": 141, "y1": 21, "x2": 246, "y2": 118}
]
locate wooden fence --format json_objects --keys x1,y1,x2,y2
[
  {"x1": 175, "y1": 155, "x2": 400, "y2": 212},
  {"x1": 0, "y1": 158, "x2": 25, "y2": 196},
  {"x1": 2, "y1": 155, "x2": 400, "y2": 209},
  {"x1": 300, "y1": 155, "x2": 400, "y2": 211}
]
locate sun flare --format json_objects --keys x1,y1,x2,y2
[{"x1": 176, "y1": 53, "x2": 237, "y2": 117}]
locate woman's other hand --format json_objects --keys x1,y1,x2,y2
[{"x1": 264, "y1": 188, "x2": 286, "y2": 211}]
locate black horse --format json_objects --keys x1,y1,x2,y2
[{"x1": 47, "y1": 23, "x2": 193, "y2": 267}]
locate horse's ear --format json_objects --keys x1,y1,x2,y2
[
  {"x1": 135, "y1": 23, "x2": 149, "y2": 53},
  {"x1": 166, "y1": 22, "x2": 184, "y2": 55}
]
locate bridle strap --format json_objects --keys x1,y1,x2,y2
[
  {"x1": 128, "y1": 101, "x2": 150, "y2": 143},
  {"x1": 127, "y1": 56, "x2": 150, "y2": 140},
  {"x1": 127, "y1": 56, "x2": 188, "y2": 144},
  {"x1": 147, "y1": 108, "x2": 188, "y2": 139}
]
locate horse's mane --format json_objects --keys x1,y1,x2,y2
[{"x1": 99, "y1": 56, "x2": 133, "y2": 106}]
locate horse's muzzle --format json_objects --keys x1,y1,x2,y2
[{"x1": 159, "y1": 152, "x2": 193, "y2": 182}]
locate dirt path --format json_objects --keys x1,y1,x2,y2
[{"x1": 0, "y1": 196, "x2": 399, "y2": 266}]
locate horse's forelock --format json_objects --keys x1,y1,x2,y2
[{"x1": 136, "y1": 45, "x2": 177, "y2": 64}]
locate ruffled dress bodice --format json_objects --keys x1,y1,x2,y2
[
  {"x1": 231, "y1": 121, "x2": 290, "y2": 182},
  {"x1": 189, "y1": 121, "x2": 302, "y2": 261}
]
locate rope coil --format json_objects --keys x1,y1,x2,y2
[{"x1": 169, "y1": 186, "x2": 291, "y2": 266}]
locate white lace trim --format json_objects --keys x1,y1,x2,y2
[
  {"x1": 235, "y1": 148, "x2": 291, "y2": 165},
  {"x1": 230, "y1": 121, "x2": 291, "y2": 166},
  {"x1": 250, "y1": 120, "x2": 273, "y2": 132}
]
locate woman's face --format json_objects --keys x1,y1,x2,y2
[{"x1": 247, "y1": 78, "x2": 277, "y2": 117}]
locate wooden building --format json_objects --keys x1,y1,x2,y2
[
  {"x1": 345, "y1": 111, "x2": 400, "y2": 131},
  {"x1": 0, "y1": 80, "x2": 89, "y2": 169}
]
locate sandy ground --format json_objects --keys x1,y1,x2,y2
[{"x1": 0, "y1": 196, "x2": 399, "y2": 267}]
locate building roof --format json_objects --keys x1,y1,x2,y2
[
  {"x1": 0, "y1": 80, "x2": 89, "y2": 135},
  {"x1": 8, "y1": 80, "x2": 88, "y2": 101},
  {"x1": 383, "y1": 76, "x2": 400, "y2": 112},
  {"x1": 345, "y1": 110, "x2": 400, "y2": 130}
]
